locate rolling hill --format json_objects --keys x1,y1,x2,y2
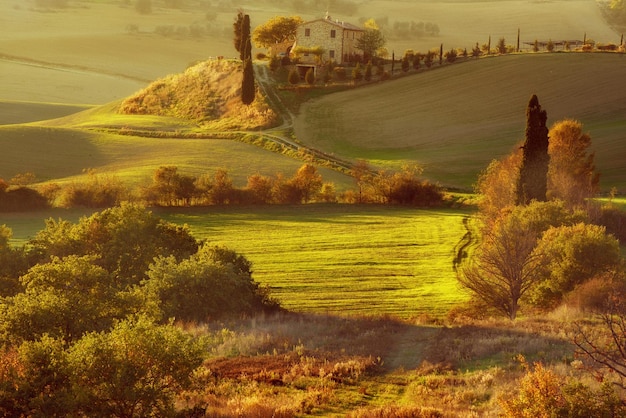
[
  {"x1": 2, "y1": 52, "x2": 626, "y2": 194},
  {"x1": 294, "y1": 53, "x2": 626, "y2": 191}
]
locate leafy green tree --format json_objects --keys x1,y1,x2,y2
[
  {"x1": 0, "y1": 336, "x2": 73, "y2": 417},
  {"x1": 0, "y1": 225, "x2": 29, "y2": 297},
  {"x1": 209, "y1": 168, "x2": 235, "y2": 205},
  {"x1": 144, "y1": 166, "x2": 196, "y2": 206},
  {"x1": 424, "y1": 51, "x2": 434, "y2": 68},
  {"x1": 290, "y1": 164, "x2": 323, "y2": 203},
  {"x1": 475, "y1": 149, "x2": 522, "y2": 221},
  {"x1": 141, "y1": 244, "x2": 274, "y2": 322},
  {"x1": 1, "y1": 255, "x2": 123, "y2": 343},
  {"x1": 68, "y1": 317, "x2": 204, "y2": 418},
  {"x1": 516, "y1": 94, "x2": 550, "y2": 205},
  {"x1": 252, "y1": 16, "x2": 303, "y2": 50},
  {"x1": 30, "y1": 204, "x2": 198, "y2": 287},
  {"x1": 355, "y1": 20, "x2": 386, "y2": 61},
  {"x1": 472, "y1": 42, "x2": 481, "y2": 58},
  {"x1": 401, "y1": 56, "x2": 410, "y2": 72},
  {"x1": 458, "y1": 201, "x2": 585, "y2": 319},
  {"x1": 547, "y1": 119, "x2": 599, "y2": 207},
  {"x1": 528, "y1": 223, "x2": 622, "y2": 308},
  {"x1": 245, "y1": 173, "x2": 274, "y2": 204},
  {"x1": 497, "y1": 37, "x2": 507, "y2": 54},
  {"x1": 445, "y1": 48, "x2": 457, "y2": 63}
]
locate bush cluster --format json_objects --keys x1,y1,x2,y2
[
  {"x1": 0, "y1": 205, "x2": 278, "y2": 416},
  {"x1": 1, "y1": 162, "x2": 443, "y2": 211}
]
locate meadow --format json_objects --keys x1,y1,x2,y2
[
  {"x1": 295, "y1": 53, "x2": 626, "y2": 191},
  {"x1": 0, "y1": 204, "x2": 472, "y2": 318}
]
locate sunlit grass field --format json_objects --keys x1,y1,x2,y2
[
  {"x1": 159, "y1": 204, "x2": 472, "y2": 318},
  {"x1": 0, "y1": 205, "x2": 472, "y2": 318}
]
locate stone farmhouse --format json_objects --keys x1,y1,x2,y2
[{"x1": 292, "y1": 13, "x2": 364, "y2": 66}]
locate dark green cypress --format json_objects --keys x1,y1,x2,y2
[
  {"x1": 240, "y1": 14, "x2": 251, "y2": 61},
  {"x1": 241, "y1": 56, "x2": 255, "y2": 105},
  {"x1": 516, "y1": 94, "x2": 550, "y2": 205}
]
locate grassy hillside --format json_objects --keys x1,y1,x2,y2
[
  {"x1": 1, "y1": 0, "x2": 617, "y2": 104},
  {"x1": 119, "y1": 59, "x2": 278, "y2": 130},
  {"x1": 0, "y1": 124, "x2": 352, "y2": 188},
  {"x1": 295, "y1": 53, "x2": 626, "y2": 191}
]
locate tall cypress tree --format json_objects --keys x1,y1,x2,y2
[
  {"x1": 516, "y1": 94, "x2": 549, "y2": 205},
  {"x1": 242, "y1": 54, "x2": 255, "y2": 105},
  {"x1": 233, "y1": 10, "x2": 244, "y2": 58},
  {"x1": 239, "y1": 14, "x2": 254, "y2": 105},
  {"x1": 240, "y1": 14, "x2": 251, "y2": 61}
]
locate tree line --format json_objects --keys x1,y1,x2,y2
[{"x1": 0, "y1": 163, "x2": 444, "y2": 211}]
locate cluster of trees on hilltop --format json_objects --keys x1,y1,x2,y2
[
  {"x1": 457, "y1": 95, "x2": 626, "y2": 320},
  {"x1": 0, "y1": 204, "x2": 278, "y2": 416},
  {"x1": 0, "y1": 163, "x2": 444, "y2": 211}
]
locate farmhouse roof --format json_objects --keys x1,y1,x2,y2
[{"x1": 303, "y1": 14, "x2": 363, "y2": 31}]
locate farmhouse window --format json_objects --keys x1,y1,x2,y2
[
  {"x1": 305, "y1": 28, "x2": 310, "y2": 37},
  {"x1": 329, "y1": 50, "x2": 335, "y2": 58},
  {"x1": 330, "y1": 29, "x2": 336, "y2": 38}
]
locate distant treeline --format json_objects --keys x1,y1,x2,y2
[{"x1": 0, "y1": 163, "x2": 444, "y2": 212}]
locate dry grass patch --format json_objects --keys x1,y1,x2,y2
[{"x1": 119, "y1": 59, "x2": 278, "y2": 130}]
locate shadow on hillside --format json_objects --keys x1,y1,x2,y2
[
  {"x1": 0, "y1": 126, "x2": 106, "y2": 180},
  {"x1": 0, "y1": 102, "x2": 90, "y2": 125},
  {"x1": 202, "y1": 313, "x2": 573, "y2": 375}
]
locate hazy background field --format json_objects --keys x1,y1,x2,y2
[{"x1": 1, "y1": 0, "x2": 619, "y2": 104}]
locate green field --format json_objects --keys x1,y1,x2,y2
[
  {"x1": 0, "y1": 205, "x2": 472, "y2": 318},
  {"x1": 295, "y1": 53, "x2": 626, "y2": 191}
]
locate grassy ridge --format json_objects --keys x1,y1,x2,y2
[
  {"x1": 158, "y1": 205, "x2": 471, "y2": 318},
  {"x1": 295, "y1": 53, "x2": 626, "y2": 191}
]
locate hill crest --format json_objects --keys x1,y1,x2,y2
[{"x1": 119, "y1": 59, "x2": 277, "y2": 131}]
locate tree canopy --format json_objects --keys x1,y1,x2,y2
[
  {"x1": 252, "y1": 16, "x2": 303, "y2": 50},
  {"x1": 355, "y1": 21, "x2": 386, "y2": 61}
]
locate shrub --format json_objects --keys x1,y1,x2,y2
[
  {"x1": 305, "y1": 67, "x2": 315, "y2": 85},
  {"x1": 0, "y1": 187, "x2": 49, "y2": 212},
  {"x1": 500, "y1": 359, "x2": 626, "y2": 417},
  {"x1": 334, "y1": 66, "x2": 347, "y2": 80},
  {"x1": 288, "y1": 68, "x2": 300, "y2": 85}
]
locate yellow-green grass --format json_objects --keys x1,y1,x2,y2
[
  {"x1": 0, "y1": 123, "x2": 352, "y2": 188},
  {"x1": 0, "y1": 101, "x2": 92, "y2": 125},
  {"x1": 295, "y1": 53, "x2": 626, "y2": 192},
  {"x1": 157, "y1": 204, "x2": 471, "y2": 318},
  {"x1": 0, "y1": 205, "x2": 471, "y2": 318}
]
